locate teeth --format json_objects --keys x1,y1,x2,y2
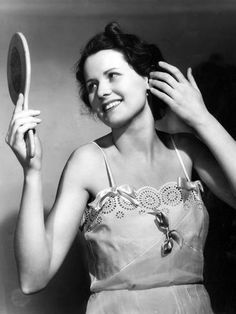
[{"x1": 104, "y1": 100, "x2": 121, "y2": 111}]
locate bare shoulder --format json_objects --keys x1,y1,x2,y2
[
  {"x1": 69, "y1": 142, "x2": 102, "y2": 165},
  {"x1": 62, "y1": 135, "x2": 112, "y2": 193},
  {"x1": 65, "y1": 142, "x2": 104, "y2": 178}
]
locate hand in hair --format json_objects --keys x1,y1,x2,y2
[{"x1": 149, "y1": 61, "x2": 210, "y2": 130}]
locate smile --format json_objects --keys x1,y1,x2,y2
[{"x1": 103, "y1": 100, "x2": 122, "y2": 112}]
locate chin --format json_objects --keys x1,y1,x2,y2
[
  {"x1": 101, "y1": 115, "x2": 132, "y2": 129},
  {"x1": 99, "y1": 105, "x2": 145, "y2": 129}
]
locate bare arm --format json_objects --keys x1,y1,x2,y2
[
  {"x1": 175, "y1": 133, "x2": 236, "y2": 209},
  {"x1": 6, "y1": 95, "x2": 91, "y2": 293},
  {"x1": 149, "y1": 62, "x2": 236, "y2": 208},
  {"x1": 191, "y1": 114, "x2": 236, "y2": 207},
  {"x1": 14, "y1": 151, "x2": 90, "y2": 294}
]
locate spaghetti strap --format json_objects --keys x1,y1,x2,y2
[
  {"x1": 170, "y1": 136, "x2": 191, "y2": 182},
  {"x1": 92, "y1": 142, "x2": 116, "y2": 187}
]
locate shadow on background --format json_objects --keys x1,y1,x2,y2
[
  {"x1": 193, "y1": 55, "x2": 236, "y2": 314},
  {"x1": 0, "y1": 210, "x2": 90, "y2": 314}
]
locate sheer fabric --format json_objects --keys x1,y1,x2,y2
[{"x1": 81, "y1": 139, "x2": 213, "y2": 313}]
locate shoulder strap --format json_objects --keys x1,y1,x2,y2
[
  {"x1": 170, "y1": 136, "x2": 191, "y2": 182},
  {"x1": 92, "y1": 142, "x2": 116, "y2": 187}
]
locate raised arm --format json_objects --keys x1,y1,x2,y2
[
  {"x1": 6, "y1": 95, "x2": 90, "y2": 293},
  {"x1": 149, "y1": 62, "x2": 236, "y2": 208}
]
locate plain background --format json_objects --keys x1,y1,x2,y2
[{"x1": 1, "y1": 1, "x2": 236, "y2": 313}]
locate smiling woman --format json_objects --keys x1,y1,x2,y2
[
  {"x1": 75, "y1": 22, "x2": 165, "y2": 121},
  {"x1": 5, "y1": 21, "x2": 236, "y2": 314},
  {"x1": 82, "y1": 49, "x2": 149, "y2": 127}
]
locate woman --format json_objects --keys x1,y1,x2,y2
[{"x1": 6, "y1": 22, "x2": 236, "y2": 313}]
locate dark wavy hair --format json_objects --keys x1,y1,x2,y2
[{"x1": 75, "y1": 22, "x2": 166, "y2": 119}]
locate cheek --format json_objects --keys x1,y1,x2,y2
[
  {"x1": 128, "y1": 76, "x2": 147, "y2": 96},
  {"x1": 129, "y1": 81, "x2": 147, "y2": 103}
]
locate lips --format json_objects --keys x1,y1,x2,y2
[{"x1": 103, "y1": 100, "x2": 122, "y2": 112}]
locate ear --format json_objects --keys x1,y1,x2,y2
[{"x1": 144, "y1": 76, "x2": 150, "y2": 90}]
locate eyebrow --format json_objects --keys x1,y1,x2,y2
[
  {"x1": 85, "y1": 67, "x2": 120, "y2": 84},
  {"x1": 104, "y1": 67, "x2": 119, "y2": 75}
]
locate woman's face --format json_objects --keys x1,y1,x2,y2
[{"x1": 84, "y1": 49, "x2": 149, "y2": 128}]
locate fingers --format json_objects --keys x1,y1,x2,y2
[
  {"x1": 149, "y1": 63, "x2": 199, "y2": 105},
  {"x1": 7, "y1": 92, "x2": 41, "y2": 149},
  {"x1": 12, "y1": 109, "x2": 41, "y2": 119},
  {"x1": 187, "y1": 67, "x2": 200, "y2": 91},
  {"x1": 6, "y1": 122, "x2": 39, "y2": 148},
  {"x1": 13, "y1": 93, "x2": 40, "y2": 118},
  {"x1": 149, "y1": 71, "x2": 178, "y2": 89},
  {"x1": 149, "y1": 79, "x2": 175, "y2": 99},
  {"x1": 149, "y1": 62, "x2": 188, "y2": 102},
  {"x1": 11, "y1": 109, "x2": 41, "y2": 124},
  {"x1": 157, "y1": 61, "x2": 187, "y2": 83},
  {"x1": 11, "y1": 116, "x2": 41, "y2": 136},
  {"x1": 6, "y1": 115, "x2": 41, "y2": 147},
  {"x1": 13, "y1": 123, "x2": 38, "y2": 144},
  {"x1": 149, "y1": 86, "x2": 175, "y2": 108},
  {"x1": 149, "y1": 68, "x2": 179, "y2": 102}
]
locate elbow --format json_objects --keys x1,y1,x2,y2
[
  {"x1": 19, "y1": 275, "x2": 49, "y2": 295},
  {"x1": 21, "y1": 285, "x2": 38, "y2": 295},
  {"x1": 16, "y1": 257, "x2": 52, "y2": 294},
  {"x1": 20, "y1": 284, "x2": 45, "y2": 295}
]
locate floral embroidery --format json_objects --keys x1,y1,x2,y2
[
  {"x1": 83, "y1": 178, "x2": 205, "y2": 250},
  {"x1": 161, "y1": 185, "x2": 182, "y2": 206},
  {"x1": 116, "y1": 211, "x2": 125, "y2": 219},
  {"x1": 138, "y1": 187, "x2": 161, "y2": 211},
  {"x1": 118, "y1": 195, "x2": 138, "y2": 211},
  {"x1": 101, "y1": 196, "x2": 116, "y2": 214}
]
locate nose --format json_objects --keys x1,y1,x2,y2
[{"x1": 97, "y1": 80, "x2": 111, "y2": 98}]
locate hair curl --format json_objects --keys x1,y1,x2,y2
[{"x1": 75, "y1": 22, "x2": 166, "y2": 119}]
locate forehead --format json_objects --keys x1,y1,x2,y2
[{"x1": 84, "y1": 50, "x2": 131, "y2": 79}]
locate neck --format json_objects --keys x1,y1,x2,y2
[{"x1": 111, "y1": 105, "x2": 163, "y2": 160}]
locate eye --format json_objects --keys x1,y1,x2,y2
[
  {"x1": 86, "y1": 81, "x2": 97, "y2": 93},
  {"x1": 108, "y1": 72, "x2": 120, "y2": 80}
]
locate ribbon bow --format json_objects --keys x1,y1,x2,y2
[
  {"x1": 177, "y1": 177, "x2": 204, "y2": 193},
  {"x1": 89, "y1": 184, "x2": 139, "y2": 211},
  {"x1": 149, "y1": 210, "x2": 183, "y2": 256}
]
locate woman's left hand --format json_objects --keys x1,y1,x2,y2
[{"x1": 149, "y1": 61, "x2": 210, "y2": 128}]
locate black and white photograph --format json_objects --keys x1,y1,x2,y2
[{"x1": 1, "y1": 1, "x2": 236, "y2": 313}]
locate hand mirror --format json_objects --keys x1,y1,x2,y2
[{"x1": 7, "y1": 32, "x2": 35, "y2": 158}]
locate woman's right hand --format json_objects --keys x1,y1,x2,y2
[{"x1": 5, "y1": 93, "x2": 42, "y2": 172}]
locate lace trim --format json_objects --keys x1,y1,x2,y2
[
  {"x1": 83, "y1": 177, "x2": 205, "y2": 257},
  {"x1": 88, "y1": 177, "x2": 203, "y2": 212},
  {"x1": 82, "y1": 178, "x2": 203, "y2": 230}
]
